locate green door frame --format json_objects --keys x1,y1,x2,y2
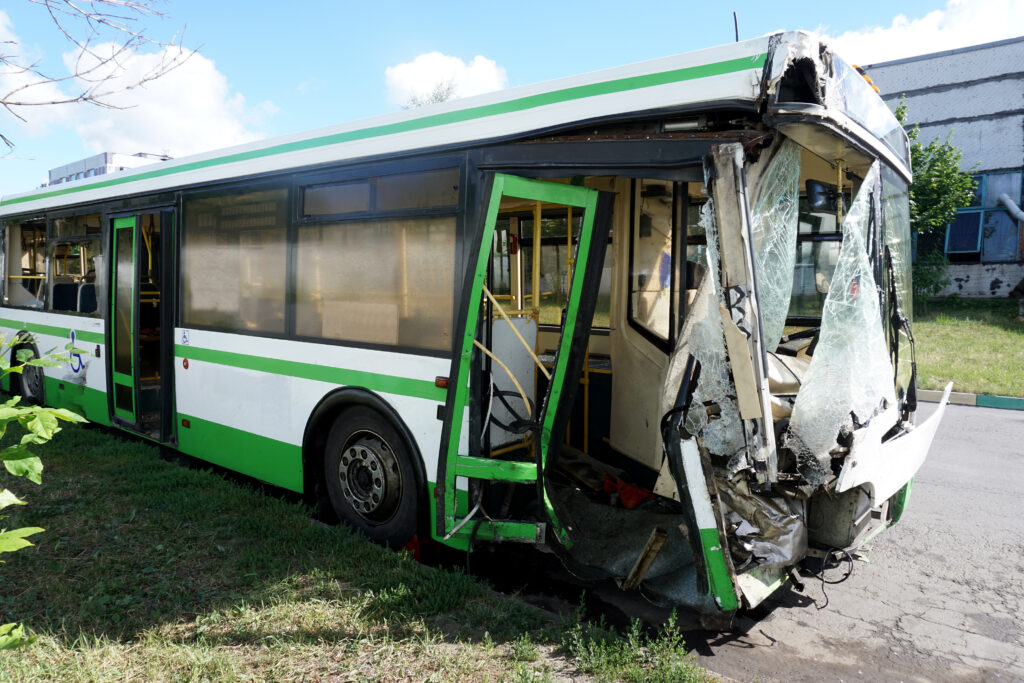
[
  {"x1": 438, "y1": 173, "x2": 602, "y2": 546},
  {"x1": 111, "y1": 215, "x2": 137, "y2": 424}
]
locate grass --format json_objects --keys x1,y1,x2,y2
[
  {"x1": 914, "y1": 297, "x2": 1024, "y2": 397},
  {"x1": 0, "y1": 423, "x2": 711, "y2": 682}
]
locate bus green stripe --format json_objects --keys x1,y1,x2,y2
[
  {"x1": 2, "y1": 53, "x2": 766, "y2": 208},
  {"x1": 700, "y1": 528, "x2": 739, "y2": 611},
  {"x1": 0, "y1": 318, "x2": 104, "y2": 345},
  {"x1": 174, "y1": 344, "x2": 445, "y2": 402},
  {"x1": 177, "y1": 413, "x2": 303, "y2": 492}
]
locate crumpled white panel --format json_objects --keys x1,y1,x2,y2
[
  {"x1": 785, "y1": 163, "x2": 897, "y2": 487},
  {"x1": 749, "y1": 140, "x2": 800, "y2": 353}
]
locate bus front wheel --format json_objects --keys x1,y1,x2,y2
[{"x1": 323, "y1": 407, "x2": 419, "y2": 549}]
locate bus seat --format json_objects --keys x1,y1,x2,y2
[
  {"x1": 78, "y1": 283, "x2": 97, "y2": 314},
  {"x1": 52, "y1": 282, "x2": 78, "y2": 312}
]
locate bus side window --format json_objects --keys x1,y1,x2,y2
[
  {"x1": 182, "y1": 187, "x2": 289, "y2": 334},
  {"x1": 3, "y1": 218, "x2": 47, "y2": 308},
  {"x1": 295, "y1": 168, "x2": 459, "y2": 351},
  {"x1": 50, "y1": 214, "x2": 103, "y2": 315}
]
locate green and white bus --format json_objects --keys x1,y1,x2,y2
[{"x1": 0, "y1": 31, "x2": 951, "y2": 626}]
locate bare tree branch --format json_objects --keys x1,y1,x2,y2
[
  {"x1": 2, "y1": 0, "x2": 198, "y2": 149},
  {"x1": 404, "y1": 79, "x2": 457, "y2": 108}
]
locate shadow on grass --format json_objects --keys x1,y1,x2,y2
[
  {"x1": 915, "y1": 297, "x2": 1023, "y2": 334},
  {"x1": 0, "y1": 424, "x2": 550, "y2": 649}
]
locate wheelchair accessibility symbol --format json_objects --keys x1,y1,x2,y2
[{"x1": 69, "y1": 330, "x2": 84, "y2": 374}]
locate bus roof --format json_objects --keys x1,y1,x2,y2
[{"x1": 0, "y1": 31, "x2": 907, "y2": 217}]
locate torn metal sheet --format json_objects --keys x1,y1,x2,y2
[
  {"x1": 717, "y1": 474, "x2": 808, "y2": 571},
  {"x1": 785, "y1": 162, "x2": 897, "y2": 488},
  {"x1": 837, "y1": 382, "x2": 953, "y2": 504}
]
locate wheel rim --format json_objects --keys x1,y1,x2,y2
[
  {"x1": 21, "y1": 363, "x2": 43, "y2": 403},
  {"x1": 336, "y1": 430, "x2": 402, "y2": 524}
]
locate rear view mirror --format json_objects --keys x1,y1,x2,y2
[{"x1": 806, "y1": 179, "x2": 838, "y2": 212}]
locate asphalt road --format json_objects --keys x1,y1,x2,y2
[{"x1": 693, "y1": 402, "x2": 1024, "y2": 682}]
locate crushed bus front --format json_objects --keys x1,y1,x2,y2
[{"x1": 436, "y1": 32, "x2": 950, "y2": 627}]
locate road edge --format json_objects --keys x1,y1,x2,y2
[{"x1": 918, "y1": 389, "x2": 1024, "y2": 410}]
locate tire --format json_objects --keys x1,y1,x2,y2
[
  {"x1": 323, "y1": 407, "x2": 420, "y2": 548},
  {"x1": 12, "y1": 343, "x2": 44, "y2": 405}
]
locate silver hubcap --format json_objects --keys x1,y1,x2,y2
[{"x1": 337, "y1": 431, "x2": 402, "y2": 523}]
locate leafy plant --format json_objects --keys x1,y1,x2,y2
[
  {"x1": 913, "y1": 249, "x2": 952, "y2": 309},
  {"x1": 895, "y1": 100, "x2": 977, "y2": 307},
  {"x1": 0, "y1": 332, "x2": 86, "y2": 650},
  {"x1": 895, "y1": 100, "x2": 977, "y2": 238}
]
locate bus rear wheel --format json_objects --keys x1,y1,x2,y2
[
  {"x1": 323, "y1": 407, "x2": 419, "y2": 549},
  {"x1": 12, "y1": 343, "x2": 44, "y2": 405}
]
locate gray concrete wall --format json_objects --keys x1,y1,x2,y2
[
  {"x1": 865, "y1": 37, "x2": 1024, "y2": 174},
  {"x1": 940, "y1": 263, "x2": 1024, "y2": 297}
]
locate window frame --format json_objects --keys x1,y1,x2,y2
[
  {"x1": 179, "y1": 179, "x2": 293, "y2": 336},
  {"x1": 290, "y1": 160, "x2": 463, "y2": 354},
  {"x1": 945, "y1": 171, "x2": 1023, "y2": 263},
  {"x1": 626, "y1": 179, "x2": 687, "y2": 352}
]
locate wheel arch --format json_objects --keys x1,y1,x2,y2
[{"x1": 302, "y1": 387, "x2": 428, "y2": 520}]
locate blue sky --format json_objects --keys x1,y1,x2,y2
[{"x1": 1, "y1": 0, "x2": 1020, "y2": 194}]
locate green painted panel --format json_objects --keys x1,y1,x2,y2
[
  {"x1": 442, "y1": 174, "x2": 506, "y2": 532},
  {"x1": 177, "y1": 413, "x2": 303, "y2": 492},
  {"x1": 456, "y1": 520, "x2": 544, "y2": 543},
  {"x1": 536, "y1": 188, "x2": 599, "y2": 547},
  {"x1": 42, "y1": 376, "x2": 110, "y2": 426},
  {"x1": 428, "y1": 482, "x2": 469, "y2": 551},
  {"x1": 888, "y1": 478, "x2": 913, "y2": 527},
  {"x1": 174, "y1": 344, "x2": 445, "y2": 402},
  {"x1": 0, "y1": 318, "x2": 104, "y2": 345},
  {"x1": 699, "y1": 528, "x2": 739, "y2": 611},
  {"x1": 454, "y1": 455, "x2": 536, "y2": 483},
  {"x1": 2, "y1": 53, "x2": 766, "y2": 208}
]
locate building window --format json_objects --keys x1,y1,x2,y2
[{"x1": 945, "y1": 171, "x2": 1023, "y2": 263}]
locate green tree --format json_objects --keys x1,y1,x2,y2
[
  {"x1": 895, "y1": 100, "x2": 977, "y2": 303},
  {"x1": 0, "y1": 334, "x2": 86, "y2": 650}
]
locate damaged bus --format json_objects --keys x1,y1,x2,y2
[{"x1": 0, "y1": 31, "x2": 951, "y2": 626}]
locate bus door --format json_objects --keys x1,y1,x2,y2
[
  {"x1": 110, "y1": 210, "x2": 174, "y2": 440},
  {"x1": 436, "y1": 174, "x2": 613, "y2": 547}
]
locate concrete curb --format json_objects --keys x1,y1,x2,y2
[{"x1": 918, "y1": 389, "x2": 1024, "y2": 411}]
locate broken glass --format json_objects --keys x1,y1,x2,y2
[
  {"x1": 785, "y1": 162, "x2": 897, "y2": 487},
  {"x1": 749, "y1": 139, "x2": 800, "y2": 352}
]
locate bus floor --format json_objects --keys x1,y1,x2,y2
[
  {"x1": 138, "y1": 382, "x2": 162, "y2": 438},
  {"x1": 542, "y1": 445, "x2": 715, "y2": 611}
]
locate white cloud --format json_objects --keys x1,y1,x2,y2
[
  {"x1": 67, "y1": 45, "x2": 273, "y2": 158},
  {"x1": 1, "y1": 11, "x2": 272, "y2": 160},
  {"x1": 823, "y1": 0, "x2": 1024, "y2": 65},
  {"x1": 385, "y1": 52, "x2": 507, "y2": 106}
]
